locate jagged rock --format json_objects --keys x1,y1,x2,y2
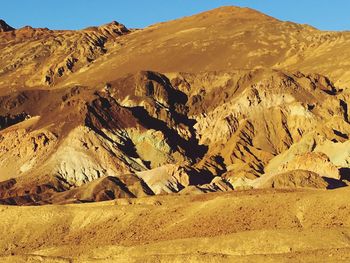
[
  {"x1": 276, "y1": 152, "x2": 340, "y2": 180},
  {"x1": 257, "y1": 170, "x2": 329, "y2": 189},
  {"x1": 49, "y1": 175, "x2": 154, "y2": 204},
  {"x1": 1, "y1": 68, "x2": 350, "y2": 202},
  {"x1": 2, "y1": 7, "x2": 350, "y2": 204},
  {"x1": 0, "y1": 19, "x2": 14, "y2": 32},
  {"x1": 0, "y1": 20, "x2": 129, "y2": 87}
]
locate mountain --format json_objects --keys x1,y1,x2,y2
[
  {"x1": 67, "y1": 6, "x2": 349, "y2": 88},
  {"x1": 2, "y1": 5, "x2": 350, "y2": 262},
  {"x1": 0, "y1": 20, "x2": 129, "y2": 89},
  {"x1": 0, "y1": 19, "x2": 14, "y2": 32},
  {"x1": 1, "y1": 6, "x2": 350, "y2": 204},
  {"x1": 2, "y1": 6, "x2": 350, "y2": 91}
]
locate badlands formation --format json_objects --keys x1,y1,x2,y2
[{"x1": 1, "y1": 6, "x2": 350, "y2": 262}]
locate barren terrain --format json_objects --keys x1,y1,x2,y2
[
  {"x1": 1, "y1": 188, "x2": 350, "y2": 262},
  {"x1": 1, "y1": 6, "x2": 350, "y2": 262}
]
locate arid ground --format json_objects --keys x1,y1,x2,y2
[{"x1": 1, "y1": 6, "x2": 350, "y2": 262}]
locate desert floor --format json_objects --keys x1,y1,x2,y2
[{"x1": 1, "y1": 188, "x2": 350, "y2": 262}]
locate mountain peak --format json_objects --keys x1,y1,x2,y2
[
  {"x1": 105, "y1": 20, "x2": 122, "y2": 26},
  {"x1": 98, "y1": 21, "x2": 129, "y2": 34},
  {"x1": 202, "y1": 6, "x2": 276, "y2": 21},
  {"x1": 0, "y1": 19, "x2": 15, "y2": 32},
  {"x1": 83, "y1": 20, "x2": 129, "y2": 35}
]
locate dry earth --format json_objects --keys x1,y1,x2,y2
[
  {"x1": 1, "y1": 188, "x2": 350, "y2": 262},
  {"x1": 1, "y1": 6, "x2": 350, "y2": 262}
]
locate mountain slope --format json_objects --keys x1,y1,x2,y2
[
  {"x1": 1, "y1": 68, "x2": 350, "y2": 204},
  {"x1": 1, "y1": 7, "x2": 350, "y2": 205},
  {"x1": 59, "y1": 6, "x2": 350, "y2": 89},
  {"x1": 0, "y1": 19, "x2": 14, "y2": 32},
  {"x1": 2, "y1": 6, "x2": 350, "y2": 92},
  {"x1": 0, "y1": 20, "x2": 129, "y2": 90},
  {"x1": 2, "y1": 6, "x2": 350, "y2": 263}
]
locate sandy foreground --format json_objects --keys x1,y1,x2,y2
[{"x1": 0, "y1": 188, "x2": 350, "y2": 262}]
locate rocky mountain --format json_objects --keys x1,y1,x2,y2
[
  {"x1": 1, "y1": 6, "x2": 350, "y2": 205},
  {"x1": 0, "y1": 20, "x2": 129, "y2": 89},
  {"x1": 0, "y1": 19, "x2": 14, "y2": 32}
]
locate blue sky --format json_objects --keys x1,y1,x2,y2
[{"x1": 1, "y1": 0, "x2": 350, "y2": 31}]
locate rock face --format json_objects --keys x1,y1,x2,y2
[
  {"x1": 1, "y1": 68, "x2": 349, "y2": 204},
  {"x1": 257, "y1": 170, "x2": 329, "y2": 189},
  {"x1": 0, "y1": 19, "x2": 14, "y2": 32},
  {"x1": 0, "y1": 20, "x2": 129, "y2": 88},
  {"x1": 1, "y1": 6, "x2": 350, "y2": 204}
]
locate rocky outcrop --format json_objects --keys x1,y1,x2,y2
[
  {"x1": 276, "y1": 152, "x2": 340, "y2": 180},
  {"x1": 0, "y1": 112, "x2": 29, "y2": 130},
  {"x1": 257, "y1": 170, "x2": 329, "y2": 189},
  {"x1": 2, "y1": 6, "x2": 350, "y2": 204},
  {"x1": 1, "y1": 68, "x2": 350, "y2": 204},
  {"x1": 49, "y1": 175, "x2": 154, "y2": 204},
  {"x1": 0, "y1": 20, "x2": 130, "y2": 87},
  {"x1": 0, "y1": 19, "x2": 14, "y2": 32}
]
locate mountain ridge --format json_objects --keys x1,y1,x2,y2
[
  {"x1": 1, "y1": 6, "x2": 350, "y2": 89},
  {"x1": 2, "y1": 6, "x2": 350, "y2": 262},
  {"x1": 0, "y1": 19, "x2": 14, "y2": 32},
  {"x1": 1, "y1": 6, "x2": 350, "y2": 204}
]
